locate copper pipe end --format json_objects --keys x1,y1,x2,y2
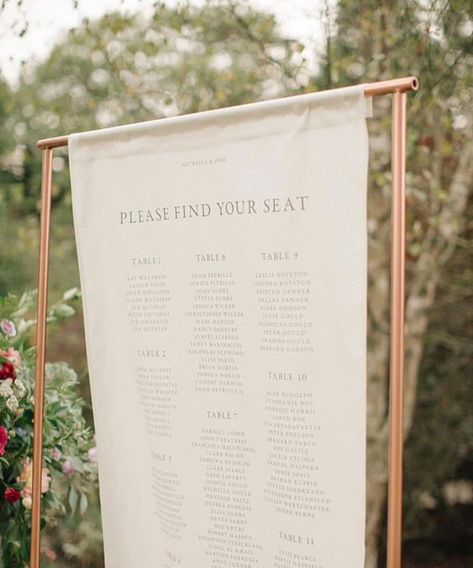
[
  {"x1": 37, "y1": 135, "x2": 69, "y2": 150},
  {"x1": 364, "y1": 76, "x2": 419, "y2": 97}
]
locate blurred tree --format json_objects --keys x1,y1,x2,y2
[
  {"x1": 11, "y1": 2, "x2": 304, "y2": 139},
  {"x1": 314, "y1": 0, "x2": 472, "y2": 565},
  {"x1": 403, "y1": 192, "x2": 473, "y2": 555},
  {"x1": 0, "y1": 0, "x2": 472, "y2": 566},
  {"x1": 0, "y1": 75, "x2": 14, "y2": 156},
  {"x1": 0, "y1": 73, "x2": 35, "y2": 295},
  {"x1": 0, "y1": 1, "x2": 305, "y2": 295}
]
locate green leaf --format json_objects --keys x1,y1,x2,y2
[
  {"x1": 50, "y1": 304, "x2": 75, "y2": 319},
  {"x1": 79, "y1": 492, "x2": 88, "y2": 515},
  {"x1": 62, "y1": 287, "x2": 81, "y2": 301},
  {"x1": 68, "y1": 487, "x2": 79, "y2": 514}
]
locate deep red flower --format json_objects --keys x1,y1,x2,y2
[
  {"x1": 0, "y1": 426, "x2": 7, "y2": 456},
  {"x1": 0, "y1": 362, "x2": 16, "y2": 381},
  {"x1": 4, "y1": 487, "x2": 21, "y2": 504}
]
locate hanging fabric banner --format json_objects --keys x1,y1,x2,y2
[{"x1": 69, "y1": 86, "x2": 371, "y2": 568}]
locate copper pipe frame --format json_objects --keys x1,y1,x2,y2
[
  {"x1": 31, "y1": 76, "x2": 418, "y2": 568},
  {"x1": 31, "y1": 147, "x2": 52, "y2": 568},
  {"x1": 386, "y1": 89, "x2": 407, "y2": 568}
]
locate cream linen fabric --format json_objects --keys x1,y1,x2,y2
[{"x1": 69, "y1": 86, "x2": 371, "y2": 568}]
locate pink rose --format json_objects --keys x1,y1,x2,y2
[
  {"x1": 62, "y1": 460, "x2": 76, "y2": 477},
  {"x1": 0, "y1": 347, "x2": 21, "y2": 367},
  {"x1": 0, "y1": 426, "x2": 8, "y2": 456}
]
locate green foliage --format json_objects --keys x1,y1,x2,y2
[
  {"x1": 0, "y1": 1, "x2": 305, "y2": 300},
  {"x1": 316, "y1": 0, "x2": 472, "y2": 228},
  {"x1": 0, "y1": 76, "x2": 14, "y2": 158},
  {"x1": 0, "y1": 292, "x2": 96, "y2": 567}
]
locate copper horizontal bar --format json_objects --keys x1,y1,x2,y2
[
  {"x1": 36, "y1": 134, "x2": 69, "y2": 150},
  {"x1": 36, "y1": 76, "x2": 418, "y2": 149},
  {"x1": 364, "y1": 76, "x2": 418, "y2": 96}
]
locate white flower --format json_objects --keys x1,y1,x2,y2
[
  {"x1": 6, "y1": 395, "x2": 19, "y2": 412},
  {"x1": 14, "y1": 380, "x2": 26, "y2": 399},
  {"x1": 22, "y1": 496, "x2": 32, "y2": 509},
  {"x1": 0, "y1": 380, "x2": 14, "y2": 398}
]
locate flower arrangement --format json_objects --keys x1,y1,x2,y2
[{"x1": 0, "y1": 290, "x2": 97, "y2": 567}]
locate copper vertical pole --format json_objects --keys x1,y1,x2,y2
[
  {"x1": 386, "y1": 90, "x2": 407, "y2": 568},
  {"x1": 30, "y1": 147, "x2": 53, "y2": 568}
]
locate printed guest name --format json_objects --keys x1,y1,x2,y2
[{"x1": 152, "y1": 452, "x2": 171, "y2": 463}]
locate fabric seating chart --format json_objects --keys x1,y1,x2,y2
[{"x1": 69, "y1": 86, "x2": 371, "y2": 567}]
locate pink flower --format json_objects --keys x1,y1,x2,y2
[
  {"x1": 88, "y1": 447, "x2": 98, "y2": 463},
  {"x1": 4, "y1": 487, "x2": 21, "y2": 504},
  {"x1": 0, "y1": 347, "x2": 21, "y2": 367},
  {"x1": 62, "y1": 460, "x2": 77, "y2": 477},
  {"x1": 51, "y1": 448, "x2": 62, "y2": 461},
  {"x1": 0, "y1": 320, "x2": 16, "y2": 337},
  {"x1": 43, "y1": 549, "x2": 57, "y2": 561},
  {"x1": 0, "y1": 426, "x2": 8, "y2": 456}
]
